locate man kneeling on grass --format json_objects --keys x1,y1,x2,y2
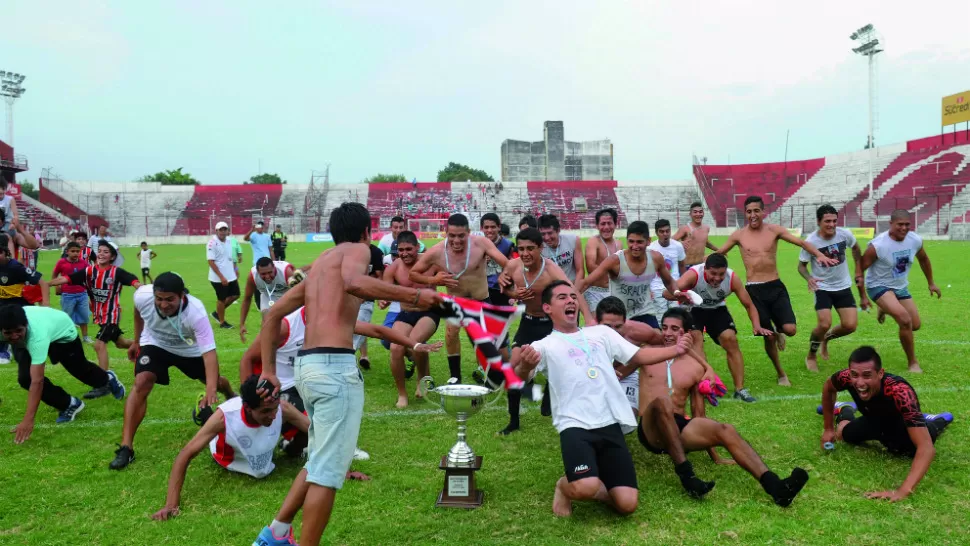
[{"x1": 818, "y1": 345, "x2": 953, "y2": 502}]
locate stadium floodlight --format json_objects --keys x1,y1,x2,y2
[
  {"x1": 0, "y1": 70, "x2": 27, "y2": 145},
  {"x1": 850, "y1": 24, "x2": 882, "y2": 197}
]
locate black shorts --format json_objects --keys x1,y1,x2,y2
[
  {"x1": 280, "y1": 386, "x2": 305, "y2": 412},
  {"x1": 210, "y1": 280, "x2": 240, "y2": 302},
  {"x1": 512, "y1": 314, "x2": 553, "y2": 348},
  {"x1": 96, "y1": 323, "x2": 124, "y2": 344},
  {"x1": 637, "y1": 414, "x2": 692, "y2": 454},
  {"x1": 560, "y1": 424, "x2": 638, "y2": 490},
  {"x1": 745, "y1": 279, "x2": 796, "y2": 331},
  {"x1": 488, "y1": 287, "x2": 511, "y2": 307},
  {"x1": 134, "y1": 344, "x2": 208, "y2": 386},
  {"x1": 814, "y1": 288, "x2": 856, "y2": 311},
  {"x1": 690, "y1": 307, "x2": 736, "y2": 345},
  {"x1": 630, "y1": 314, "x2": 659, "y2": 328},
  {"x1": 396, "y1": 310, "x2": 441, "y2": 328},
  {"x1": 841, "y1": 416, "x2": 941, "y2": 457},
  {"x1": 141, "y1": 268, "x2": 150, "y2": 276}
]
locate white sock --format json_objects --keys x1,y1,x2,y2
[{"x1": 270, "y1": 520, "x2": 292, "y2": 537}]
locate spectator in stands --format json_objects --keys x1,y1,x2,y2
[
  {"x1": 244, "y1": 221, "x2": 274, "y2": 265},
  {"x1": 52, "y1": 242, "x2": 92, "y2": 344},
  {"x1": 271, "y1": 225, "x2": 288, "y2": 261},
  {"x1": 207, "y1": 222, "x2": 240, "y2": 329}
]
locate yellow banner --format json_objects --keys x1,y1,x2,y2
[
  {"x1": 942, "y1": 91, "x2": 970, "y2": 126},
  {"x1": 848, "y1": 227, "x2": 874, "y2": 238}
]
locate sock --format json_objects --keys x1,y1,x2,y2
[
  {"x1": 503, "y1": 390, "x2": 521, "y2": 432},
  {"x1": 808, "y1": 338, "x2": 821, "y2": 354},
  {"x1": 270, "y1": 520, "x2": 292, "y2": 537},
  {"x1": 675, "y1": 460, "x2": 715, "y2": 498},
  {"x1": 759, "y1": 470, "x2": 782, "y2": 497},
  {"x1": 767, "y1": 468, "x2": 809, "y2": 507},
  {"x1": 448, "y1": 354, "x2": 461, "y2": 382},
  {"x1": 835, "y1": 406, "x2": 856, "y2": 424}
]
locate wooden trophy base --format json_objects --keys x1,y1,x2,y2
[{"x1": 436, "y1": 455, "x2": 484, "y2": 509}]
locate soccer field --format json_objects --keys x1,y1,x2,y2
[{"x1": 2, "y1": 237, "x2": 969, "y2": 545}]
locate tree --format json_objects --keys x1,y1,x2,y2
[
  {"x1": 364, "y1": 173, "x2": 408, "y2": 183},
  {"x1": 18, "y1": 181, "x2": 39, "y2": 200},
  {"x1": 249, "y1": 173, "x2": 286, "y2": 185},
  {"x1": 436, "y1": 162, "x2": 493, "y2": 182},
  {"x1": 138, "y1": 167, "x2": 200, "y2": 185}
]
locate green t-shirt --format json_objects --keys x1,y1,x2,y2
[
  {"x1": 22, "y1": 307, "x2": 80, "y2": 365},
  {"x1": 230, "y1": 238, "x2": 243, "y2": 263}
]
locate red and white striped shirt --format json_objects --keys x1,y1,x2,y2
[{"x1": 68, "y1": 265, "x2": 139, "y2": 325}]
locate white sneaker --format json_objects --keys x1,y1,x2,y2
[
  {"x1": 0, "y1": 355, "x2": 9, "y2": 365},
  {"x1": 353, "y1": 447, "x2": 371, "y2": 461},
  {"x1": 83, "y1": 336, "x2": 94, "y2": 344}
]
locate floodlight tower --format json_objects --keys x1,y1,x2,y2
[
  {"x1": 0, "y1": 70, "x2": 27, "y2": 145},
  {"x1": 850, "y1": 25, "x2": 882, "y2": 196}
]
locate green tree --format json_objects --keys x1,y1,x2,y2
[
  {"x1": 249, "y1": 173, "x2": 286, "y2": 184},
  {"x1": 18, "y1": 181, "x2": 39, "y2": 200},
  {"x1": 436, "y1": 162, "x2": 493, "y2": 182},
  {"x1": 364, "y1": 173, "x2": 408, "y2": 183},
  {"x1": 137, "y1": 167, "x2": 200, "y2": 185}
]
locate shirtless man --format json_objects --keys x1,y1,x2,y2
[
  {"x1": 538, "y1": 214, "x2": 585, "y2": 285},
  {"x1": 583, "y1": 208, "x2": 623, "y2": 313},
  {"x1": 494, "y1": 227, "x2": 592, "y2": 434},
  {"x1": 409, "y1": 213, "x2": 508, "y2": 383},
  {"x1": 383, "y1": 230, "x2": 444, "y2": 407},
  {"x1": 636, "y1": 308, "x2": 810, "y2": 506},
  {"x1": 576, "y1": 221, "x2": 687, "y2": 328},
  {"x1": 673, "y1": 201, "x2": 718, "y2": 267},
  {"x1": 716, "y1": 196, "x2": 839, "y2": 386},
  {"x1": 253, "y1": 203, "x2": 443, "y2": 546}
]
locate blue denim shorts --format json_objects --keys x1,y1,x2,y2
[
  {"x1": 60, "y1": 292, "x2": 90, "y2": 325},
  {"x1": 295, "y1": 348, "x2": 364, "y2": 489},
  {"x1": 867, "y1": 286, "x2": 912, "y2": 302},
  {"x1": 380, "y1": 311, "x2": 399, "y2": 350}
]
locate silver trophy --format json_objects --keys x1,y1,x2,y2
[{"x1": 422, "y1": 376, "x2": 503, "y2": 507}]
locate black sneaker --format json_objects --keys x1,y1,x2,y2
[
  {"x1": 471, "y1": 368, "x2": 485, "y2": 385},
  {"x1": 220, "y1": 322, "x2": 234, "y2": 329},
  {"x1": 211, "y1": 311, "x2": 219, "y2": 322},
  {"x1": 358, "y1": 357, "x2": 371, "y2": 371},
  {"x1": 82, "y1": 384, "x2": 111, "y2": 400},
  {"x1": 109, "y1": 445, "x2": 135, "y2": 470},
  {"x1": 772, "y1": 468, "x2": 809, "y2": 507}
]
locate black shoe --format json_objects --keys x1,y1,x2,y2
[
  {"x1": 675, "y1": 460, "x2": 715, "y2": 499},
  {"x1": 471, "y1": 368, "x2": 485, "y2": 385},
  {"x1": 82, "y1": 384, "x2": 111, "y2": 400},
  {"x1": 220, "y1": 322, "x2": 234, "y2": 329},
  {"x1": 109, "y1": 445, "x2": 135, "y2": 470},
  {"x1": 211, "y1": 311, "x2": 219, "y2": 322},
  {"x1": 497, "y1": 424, "x2": 520, "y2": 436},
  {"x1": 359, "y1": 357, "x2": 371, "y2": 371},
  {"x1": 772, "y1": 468, "x2": 809, "y2": 507}
]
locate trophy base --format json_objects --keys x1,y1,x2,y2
[{"x1": 436, "y1": 456, "x2": 483, "y2": 509}]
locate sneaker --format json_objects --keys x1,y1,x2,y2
[
  {"x1": 109, "y1": 444, "x2": 135, "y2": 470},
  {"x1": 220, "y1": 322, "x2": 234, "y2": 329},
  {"x1": 83, "y1": 384, "x2": 111, "y2": 400},
  {"x1": 82, "y1": 336, "x2": 94, "y2": 344},
  {"x1": 0, "y1": 348, "x2": 10, "y2": 365},
  {"x1": 816, "y1": 401, "x2": 857, "y2": 415},
  {"x1": 925, "y1": 412, "x2": 954, "y2": 430},
  {"x1": 446, "y1": 377, "x2": 460, "y2": 386},
  {"x1": 404, "y1": 359, "x2": 416, "y2": 379},
  {"x1": 353, "y1": 447, "x2": 371, "y2": 461},
  {"x1": 56, "y1": 397, "x2": 85, "y2": 423},
  {"x1": 471, "y1": 368, "x2": 485, "y2": 385},
  {"x1": 106, "y1": 370, "x2": 126, "y2": 400},
  {"x1": 253, "y1": 525, "x2": 296, "y2": 546},
  {"x1": 358, "y1": 357, "x2": 371, "y2": 371},
  {"x1": 734, "y1": 388, "x2": 757, "y2": 403},
  {"x1": 211, "y1": 311, "x2": 220, "y2": 322}
]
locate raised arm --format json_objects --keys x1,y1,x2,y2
[
  {"x1": 915, "y1": 247, "x2": 940, "y2": 298},
  {"x1": 152, "y1": 410, "x2": 226, "y2": 521},
  {"x1": 260, "y1": 282, "x2": 306, "y2": 391}
]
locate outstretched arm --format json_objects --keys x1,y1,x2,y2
[
  {"x1": 152, "y1": 411, "x2": 226, "y2": 520},
  {"x1": 575, "y1": 254, "x2": 617, "y2": 294},
  {"x1": 777, "y1": 226, "x2": 839, "y2": 266},
  {"x1": 714, "y1": 231, "x2": 739, "y2": 256},
  {"x1": 354, "y1": 321, "x2": 441, "y2": 352}
]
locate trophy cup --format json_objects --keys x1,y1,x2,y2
[{"x1": 422, "y1": 376, "x2": 502, "y2": 508}]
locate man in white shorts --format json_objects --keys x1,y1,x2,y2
[{"x1": 647, "y1": 219, "x2": 686, "y2": 323}]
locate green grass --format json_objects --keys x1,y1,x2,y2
[{"x1": 2, "y1": 237, "x2": 970, "y2": 545}]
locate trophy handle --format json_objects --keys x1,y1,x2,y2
[
  {"x1": 484, "y1": 385, "x2": 505, "y2": 407},
  {"x1": 420, "y1": 376, "x2": 439, "y2": 406}
]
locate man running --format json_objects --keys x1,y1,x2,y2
[
  {"x1": 207, "y1": 221, "x2": 239, "y2": 329},
  {"x1": 2, "y1": 305, "x2": 126, "y2": 443},
  {"x1": 538, "y1": 214, "x2": 585, "y2": 285},
  {"x1": 860, "y1": 210, "x2": 940, "y2": 373},
  {"x1": 494, "y1": 228, "x2": 592, "y2": 434},
  {"x1": 239, "y1": 257, "x2": 298, "y2": 341},
  {"x1": 51, "y1": 242, "x2": 92, "y2": 343},
  {"x1": 647, "y1": 219, "x2": 686, "y2": 322},
  {"x1": 637, "y1": 308, "x2": 809, "y2": 505},
  {"x1": 409, "y1": 213, "x2": 508, "y2": 383},
  {"x1": 673, "y1": 201, "x2": 718, "y2": 266},
  {"x1": 583, "y1": 208, "x2": 623, "y2": 313},
  {"x1": 481, "y1": 213, "x2": 515, "y2": 306},
  {"x1": 577, "y1": 221, "x2": 685, "y2": 328},
  {"x1": 253, "y1": 202, "x2": 443, "y2": 546},
  {"x1": 716, "y1": 196, "x2": 839, "y2": 386},
  {"x1": 377, "y1": 216, "x2": 425, "y2": 346},
  {"x1": 109, "y1": 273, "x2": 236, "y2": 470},
  {"x1": 798, "y1": 205, "x2": 870, "y2": 372},
  {"x1": 818, "y1": 345, "x2": 952, "y2": 501},
  {"x1": 512, "y1": 281, "x2": 692, "y2": 517},
  {"x1": 662, "y1": 253, "x2": 772, "y2": 401}
]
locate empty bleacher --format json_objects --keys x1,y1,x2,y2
[
  {"x1": 173, "y1": 185, "x2": 283, "y2": 236},
  {"x1": 525, "y1": 181, "x2": 624, "y2": 229},
  {"x1": 615, "y1": 181, "x2": 703, "y2": 228}
]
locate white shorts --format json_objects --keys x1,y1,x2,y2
[
  {"x1": 651, "y1": 288, "x2": 677, "y2": 318},
  {"x1": 584, "y1": 286, "x2": 611, "y2": 314},
  {"x1": 619, "y1": 371, "x2": 640, "y2": 435},
  {"x1": 353, "y1": 302, "x2": 374, "y2": 351}
]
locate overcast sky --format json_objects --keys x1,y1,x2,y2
[{"x1": 3, "y1": 1, "x2": 968, "y2": 185}]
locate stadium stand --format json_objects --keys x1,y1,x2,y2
[
  {"x1": 172, "y1": 184, "x2": 283, "y2": 236},
  {"x1": 615, "y1": 180, "x2": 702, "y2": 228},
  {"x1": 525, "y1": 180, "x2": 624, "y2": 229}
]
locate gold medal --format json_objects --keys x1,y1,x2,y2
[
  {"x1": 268, "y1": 300, "x2": 275, "y2": 307},
  {"x1": 185, "y1": 338, "x2": 195, "y2": 346}
]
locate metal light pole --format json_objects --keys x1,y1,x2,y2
[
  {"x1": 850, "y1": 25, "x2": 882, "y2": 198},
  {"x1": 0, "y1": 70, "x2": 27, "y2": 145}
]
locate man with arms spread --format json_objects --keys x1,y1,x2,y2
[
  {"x1": 409, "y1": 213, "x2": 507, "y2": 384},
  {"x1": 577, "y1": 221, "x2": 685, "y2": 328},
  {"x1": 377, "y1": 216, "x2": 426, "y2": 347},
  {"x1": 798, "y1": 205, "x2": 870, "y2": 372},
  {"x1": 538, "y1": 214, "x2": 585, "y2": 285},
  {"x1": 583, "y1": 208, "x2": 623, "y2": 313},
  {"x1": 51, "y1": 242, "x2": 92, "y2": 343},
  {"x1": 2, "y1": 305, "x2": 126, "y2": 443},
  {"x1": 818, "y1": 346, "x2": 952, "y2": 501},
  {"x1": 860, "y1": 209, "x2": 940, "y2": 373},
  {"x1": 513, "y1": 281, "x2": 692, "y2": 517},
  {"x1": 207, "y1": 221, "x2": 239, "y2": 329},
  {"x1": 634, "y1": 308, "x2": 809, "y2": 505},
  {"x1": 662, "y1": 253, "x2": 772, "y2": 402},
  {"x1": 716, "y1": 195, "x2": 839, "y2": 386},
  {"x1": 239, "y1": 257, "x2": 300, "y2": 341},
  {"x1": 647, "y1": 218, "x2": 686, "y2": 322},
  {"x1": 109, "y1": 273, "x2": 236, "y2": 470},
  {"x1": 494, "y1": 228, "x2": 592, "y2": 434},
  {"x1": 253, "y1": 203, "x2": 443, "y2": 546},
  {"x1": 673, "y1": 201, "x2": 718, "y2": 266}
]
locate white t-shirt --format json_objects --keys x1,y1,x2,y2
[
  {"x1": 206, "y1": 235, "x2": 237, "y2": 283},
  {"x1": 140, "y1": 248, "x2": 153, "y2": 268},
  {"x1": 865, "y1": 231, "x2": 923, "y2": 290},
  {"x1": 133, "y1": 285, "x2": 216, "y2": 358},
  {"x1": 533, "y1": 325, "x2": 639, "y2": 433},
  {"x1": 209, "y1": 397, "x2": 282, "y2": 479},
  {"x1": 275, "y1": 307, "x2": 306, "y2": 391},
  {"x1": 647, "y1": 240, "x2": 686, "y2": 290},
  {"x1": 799, "y1": 228, "x2": 857, "y2": 292}
]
